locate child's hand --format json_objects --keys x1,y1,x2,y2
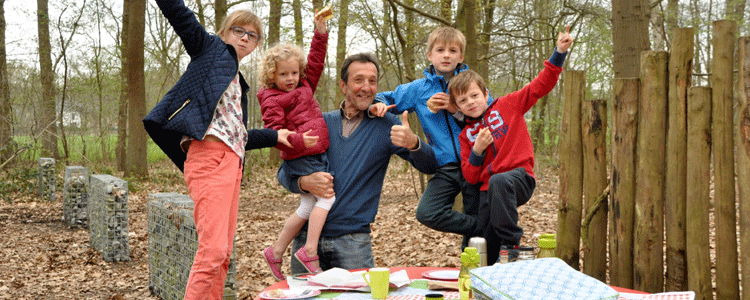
[
  {"x1": 427, "y1": 92, "x2": 451, "y2": 113},
  {"x1": 472, "y1": 127, "x2": 493, "y2": 155},
  {"x1": 369, "y1": 103, "x2": 396, "y2": 118},
  {"x1": 314, "y1": 10, "x2": 328, "y2": 34},
  {"x1": 277, "y1": 129, "x2": 295, "y2": 148},
  {"x1": 557, "y1": 26, "x2": 574, "y2": 53},
  {"x1": 301, "y1": 129, "x2": 320, "y2": 148}
]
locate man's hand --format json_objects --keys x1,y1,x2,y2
[
  {"x1": 368, "y1": 103, "x2": 396, "y2": 118},
  {"x1": 557, "y1": 26, "x2": 574, "y2": 53},
  {"x1": 301, "y1": 129, "x2": 319, "y2": 148},
  {"x1": 391, "y1": 111, "x2": 420, "y2": 150},
  {"x1": 277, "y1": 129, "x2": 295, "y2": 148},
  {"x1": 472, "y1": 127, "x2": 493, "y2": 155},
  {"x1": 299, "y1": 171, "x2": 334, "y2": 198}
]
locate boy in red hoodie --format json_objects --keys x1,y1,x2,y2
[{"x1": 449, "y1": 27, "x2": 573, "y2": 264}]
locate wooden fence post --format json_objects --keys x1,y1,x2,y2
[
  {"x1": 634, "y1": 51, "x2": 668, "y2": 293},
  {"x1": 665, "y1": 27, "x2": 693, "y2": 292},
  {"x1": 736, "y1": 36, "x2": 750, "y2": 300},
  {"x1": 610, "y1": 78, "x2": 639, "y2": 289},
  {"x1": 557, "y1": 70, "x2": 585, "y2": 269},
  {"x1": 686, "y1": 86, "x2": 713, "y2": 300},
  {"x1": 711, "y1": 19, "x2": 740, "y2": 300},
  {"x1": 581, "y1": 99, "x2": 608, "y2": 282}
]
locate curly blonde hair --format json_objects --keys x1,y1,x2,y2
[{"x1": 258, "y1": 43, "x2": 307, "y2": 89}]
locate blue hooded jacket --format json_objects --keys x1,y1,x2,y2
[{"x1": 376, "y1": 63, "x2": 480, "y2": 167}]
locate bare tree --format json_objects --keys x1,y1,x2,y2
[
  {"x1": 293, "y1": 0, "x2": 302, "y2": 44},
  {"x1": 125, "y1": 0, "x2": 147, "y2": 178},
  {"x1": 334, "y1": 0, "x2": 350, "y2": 109},
  {"x1": 0, "y1": 0, "x2": 12, "y2": 162},
  {"x1": 38, "y1": 0, "x2": 58, "y2": 159},
  {"x1": 117, "y1": 0, "x2": 129, "y2": 171},
  {"x1": 612, "y1": 0, "x2": 651, "y2": 77}
]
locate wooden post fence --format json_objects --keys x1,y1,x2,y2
[
  {"x1": 634, "y1": 50, "x2": 668, "y2": 293},
  {"x1": 609, "y1": 78, "x2": 639, "y2": 289},
  {"x1": 581, "y1": 99, "x2": 608, "y2": 282},
  {"x1": 686, "y1": 86, "x2": 712, "y2": 300},
  {"x1": 738, "y1": 36, "x2": 750, "y2": 300},
  {"x1": 665, "y1": 27, "x2": 693, "y2": 292},
  {"x1": 711, "y1": 20, "x2": 740, "y2": 300},
  {"x1": 557, "y1": 70, "x2": 585, "y2": 269}
]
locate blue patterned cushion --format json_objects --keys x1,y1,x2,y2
[{"x1": 469, "y1": 258, "x2": 619, "y2": 300}]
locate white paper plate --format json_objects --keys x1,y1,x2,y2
[
  {"x1": 421, "y1": 269, "x2": 460, "y2": 281},
  {"x1": 258, "y1": 289, "x2": 321, "y2": 299}
]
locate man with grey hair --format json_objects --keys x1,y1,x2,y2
[{"x1": 276, "y1": 53, "x2": 439, "y2": 273}]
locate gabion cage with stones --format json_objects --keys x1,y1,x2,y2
[
  {"x1": 63, "y1": 166, "x2": 89, "y2": 228},
  {"x1": 88, "y1": 174, "x2": 130, "y2": 262},
  {"x1": 147, "y1": 193, "x2": 237, "y2": 300},
  {"x1": 37, "y1": 157, "x2": 56, "y2": 201}
]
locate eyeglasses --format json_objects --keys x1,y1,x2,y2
[{"x1": 231, "y1": 26, "x2": 261, "y2": 42}]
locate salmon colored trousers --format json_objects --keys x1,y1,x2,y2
[{"x1": 183, "y1": 140, "x2": 243, "y2": 300}]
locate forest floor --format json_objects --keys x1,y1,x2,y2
[{"x1": 0, "y1": 157, "x2": 562, "y2": 299}]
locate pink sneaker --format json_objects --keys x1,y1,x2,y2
[
  {"x1": 294, "y1": 247, "x2": 322, "y2": 274},
  {"x1": 263, "y1": 247, "x2": 284, "y2": 281}
]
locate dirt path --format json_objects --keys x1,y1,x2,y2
[{"x1": 0, "y1": 159, "x2": 559, "y2": 299}]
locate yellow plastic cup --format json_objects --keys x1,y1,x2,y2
[{"x1": 362, "y1": 267, "x2": 390, "y2": 299}]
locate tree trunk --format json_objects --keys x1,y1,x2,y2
[
  {"x1": 214, "y1": 0, "x2": 226, "y2": 32},
  {"x1": 334, "y1": 0, "x2": 349, "y2": 109},
  {"x1": 664, "y1": 27, "x2": 693, "y2": 292},
  {"x1": 440, "y1": 0, "x2": 451, "y2": 21},
  {"x1": 612, "y1": 0, "x2": 650, "y2": 77},
  {"x1": 737, "y1": 36, "x2": 750, "y2": 300},
  {"x1": 117, "y1": 0, "x2": 129, "y2": 171},
  {"x1": 686, "y1": 86, "x2": 713, "y2": 300},
  {"x1": 456, "y1": 0, "x2": 477, "y2": 68},
  {"x1": 711, "y1": 19, "x2": 740, "y2": 300},
  {"x1": 725, "y1": 0, "x2": 747, "y2": 24},
  {"x1": 38, "y1": 0, "x2": 58, "y2": 159},
  {"x1": 293, "y1": 0, "x2": 302, "y2": 45},
  {"x1": 666, "y1": 0, "x2": 678, "y2": 38},
  {"x1": 268, "y1": 0, "x2": 281, "y2": 45},
  {"x1": 610, "y1": 78, "x2": 640, "y2": 289},
  {"x1": 634, "y1": 51, "x2": 668, "y2": 293},
  {"x1": 267, "y1": 0, "x2": 282, "y2": 165},
  {"x1": 478, "y1": 0, "x2": 495, "y2": 79},
  {"x1": 125, "y1": 0, "x2": 147, "y2": 178},
  {"x1": 650, "y1": 0, "x2": 666, "y2": 51},
  {"x1": 557, "y1": 70, "x2": 585, "y2": 269},
  {"x1": 0, "y1": 0, "x2": 13, "y2": 162}
]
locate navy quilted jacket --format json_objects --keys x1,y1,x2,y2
[{"x1": 143, "y1": 0, "x2": 276, "y2": 172}]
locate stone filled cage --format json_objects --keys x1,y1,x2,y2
[
  {"x1": 37, "y1": 157, "x2": 55, "y2": 201},
  {"x1": 147, "y1": 193, "x2": 237, "y2": 300},
  {"x1": 63, "y1": 166, "x2": 89, "y2": 227},
  {"x1": 88, "y1": 174, "x2": 130, "y2": 262}
]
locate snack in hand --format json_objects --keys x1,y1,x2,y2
[
  {"x1": 427, "y1": 98, "x2": 440, "y2": 113},
  {"x1": 315, "y1": 5, "x2": 333, "y2": 21}
]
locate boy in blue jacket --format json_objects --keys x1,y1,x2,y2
[{"x1": 370, "y1": 27, "x2": 487, "y2": 246}]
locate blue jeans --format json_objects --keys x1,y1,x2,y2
[
  {"x1": 291, "y1": 231, "x2": 374, "y2": 274},
  {"x1": 415, "y1": 163, "x2": 481, "y2": 247},
  {"x1": 479, "y1": 167, "x2": 535, "y2": 264}
]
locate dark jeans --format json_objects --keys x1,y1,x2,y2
[
  {"x1": 415, "y1": 163, "x2": 482, "y2": 247},
  {"x1": 291, "y1": 231, "x2": 374, "y2": 275},
  {"x1": 479, "y1": 167, "x2": 535, "y2": 264}
]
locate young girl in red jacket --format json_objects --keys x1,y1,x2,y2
[{"x1": 259, "y1": 12, "x2": 332, "y2": 279}]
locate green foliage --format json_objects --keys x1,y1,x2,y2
[{"x1": 0, "y1": 164, "x2": 38, "y2": 203}]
